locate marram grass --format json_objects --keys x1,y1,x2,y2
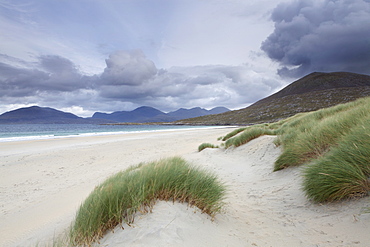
[
  {"x1": 198, "y1": 143, "x2": 219, "y2": 152},
  {"x1": 302, "y1": 119, "x2": 370, "y2": 202},
  {"x1": 221, "y1": 127, "x2": 247, "y2": 141},
  {"x1": 219, "y1": 96, "x2": 370, "y2": 203},
  {"x1": 274, "y1": 97, "x2": 370, "y2": 171},
  {"x1": 224, "y1": 127, "x2": 275, "y2": 148},
  {"x1": 70, "y1": 157, "x2": 226, "y2": 246}
]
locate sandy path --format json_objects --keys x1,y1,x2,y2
[{"x1": 1, "y1": 129, "x2": 369, "y2": 246}]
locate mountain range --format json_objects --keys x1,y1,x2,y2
[
  {"x1": 0, "y1": 106, "x2": 110, "y2": 124},
  {"x1": 92, "y1": 106, "x2": 229, "y2": 123},
  {"x1": 177, "y1": 72, "x2": 370, "y2": 125},
  {"x1": 2, "y1": 71, "x2": 369, "y2": 125},
  {"x1": 0, "y1": 106, "x2": 230, "y2": 124}
]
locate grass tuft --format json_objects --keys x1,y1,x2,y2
[
  {"x1": 198, "y1": 143, "x2": 219, "y2": 152},
  {"x1": 221, "y1": 127, "x2": 247, "y2": 141},
  {"x1": 302, "y1": 119, "x2": 370, "y2": 202},
  {"x1": 225, "y1": 127, "x2": 275, "y2": 148},
  {"x1": 273, "y1": 97, "x2": 370, "y2": 171},
  {"x1": 219, "y1": 96, "x2": 370, "y2": 203},
  {"x1": 70, "y1": 157, "x2": 226, "y2": 246}
]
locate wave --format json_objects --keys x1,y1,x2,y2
[{"x1": 0, "y1": 125, "x2": 225, "y2": 143}]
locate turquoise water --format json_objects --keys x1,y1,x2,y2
[{"x1": 0, "y1": 124, "x2": 212, "y2": 142}]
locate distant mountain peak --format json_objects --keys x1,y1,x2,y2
[
  {"x1": 91, "y1": 106, "x2": 230, "y2": 123},
  {"x1": 132, "y1": 106, "x2": 164, "y2": 115},
  {"x1": 133, "y1": 106, "x2": 156, "y2": 110},
  {"x1": 0, "y1": 106, "x2": 112, "y2": 124}
]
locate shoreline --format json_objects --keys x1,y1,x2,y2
[
  {"x1": 1, "y1": 127, "x2": 369, "y2": 247},
  {"x1": 0, "y1": 125, "x2": 237, "y2": 143},
  {"x1": 0, "y1": 127, "x2": 236, "y2": 246}
]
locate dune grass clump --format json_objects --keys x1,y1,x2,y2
[
  {"x1": 221, "y1": 127, "x2": 247, "y2": 141},
  {"x1": 224, "y1": 127, "x2": 275, "y2": 148},
  {"x1": 198, "y1": 143, "x2": 219, "y2": 152},
  {"x1": 70, "y1": 157, "x2": 226, "y2": 246},
  {"x1": 303, "y1": 120, "x2": 370, "y2": 202},
  {"x1": 273, "y1": 97, "x2": 370, "y2": 201},
  {"x1": 273, "y1": 97, "x2": 370, "y2": 171},
  {"x1": 218, "y1": 96, "x2": 370, "y2": 203}
]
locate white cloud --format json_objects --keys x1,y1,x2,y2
[
  {"x1": 0, "y1": 0, "x2": 292, "y2": 117},
  {"x1": 0, "y1": 50, "x2": 284, "y2": 116},
  {"x1": 100, "y1": 50, "x2": 157, "y2": 86}
]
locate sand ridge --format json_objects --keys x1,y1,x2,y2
[{"x1": 0, "y1": 129, "x2": 369, "y2": 246}]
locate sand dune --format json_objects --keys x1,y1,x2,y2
[{"x1": 1, "y1": 128, "x2": 369, "y2": 246}]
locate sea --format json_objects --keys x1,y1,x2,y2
[{"x1": 0, "y1": 124, "x2": 215, "y2": 142}]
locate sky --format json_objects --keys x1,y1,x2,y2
[{"x1": 1, "y1": 0, "x2": 369, "y2": 117}]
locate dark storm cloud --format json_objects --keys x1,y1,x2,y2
[
  {"x1": 261, "y1": 0, "x2": 370, "y2": 77},
  {"x1": 40, "y1": 55, "x2": 80, "y2": 75},
  {"x1": 0, "y1": 61, "x2": 49, "y2": 96},
  {"x1": 0, "y1": 55, "x2": 91, "y2": 96},
  {"x1": 38, "y1": 55, "x2": 91, "y2": 91}
]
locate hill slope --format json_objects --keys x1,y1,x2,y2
[
  {"x1": 0, "y1": 106, "x2": 111, "y2": 124},
  {"x1": 177, "y1": 72, "x2": 370, "y2": 125}
]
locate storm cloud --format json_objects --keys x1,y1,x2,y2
[
  {"x1": 261, "y1": 0, "x2": 370, "y2": 78},
  {"x1": 0, "y1": 51, "x2": 283, "y2": 116},
  {"x1": 0, "y1": 54, "x2": 91, "y2": 97}
]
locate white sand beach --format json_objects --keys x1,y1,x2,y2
[{"x1": 1, "y1": 128, "x2": 369, "y2": 247}]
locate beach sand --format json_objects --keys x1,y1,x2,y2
[{"x1": 1, "y1": 128, "x2": 369, "y2": 247}]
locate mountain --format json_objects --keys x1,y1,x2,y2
[
  {"x1": 93, "y1": 106, "x2": 167, "y2": 123},
  {"x1": 167, "y1": 107, "x2": 230, "y2": 119},
  {"x1": 258, "y1": 72, "x2": 370, "y2": 101},
  {"x1": 0, "y1": 105, "x2": 230, "y2": 124},
  {"x1": 208, "y1": 107, "x2": 231, "y2": 115},
  {"x1": 0, "y1": 106, "x2": 112, "y2": 124},
  {"x1": 176, "y1": 72, "x2": 370, "y2": 125},
  {"x1": 92, "y1": 106, "x2": 230, "y2": 123}
]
